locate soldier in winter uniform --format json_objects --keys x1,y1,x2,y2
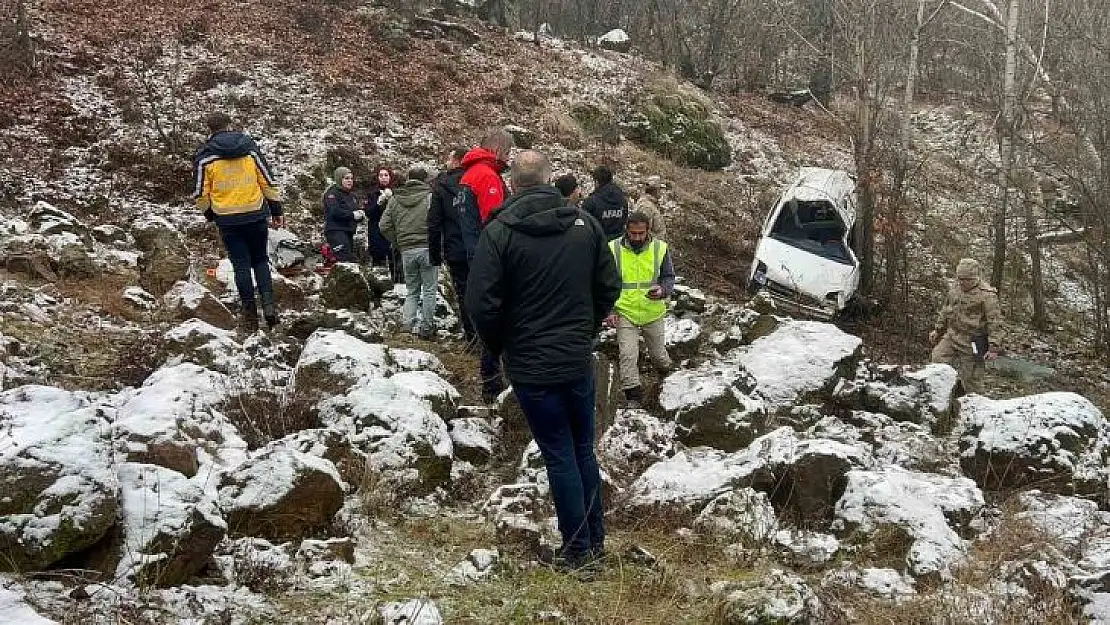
[{"x1": 929, "y1": 258, "x2": 1003, "y2": 394}]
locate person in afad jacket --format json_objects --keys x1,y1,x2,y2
[
  {"x1": 191, "y1": 111, "x2": 283, "y2": 332},
  {"x1": 581, "y1": 165, "x2": 628, "y2": 241}
]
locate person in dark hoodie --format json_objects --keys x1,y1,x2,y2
[
  {"x1": 191, "y1": 112, "x2": 283, "y2": 332},
  {"x1": 322, "y1": 167, "x2": 364, "y2": 262},
  {"x1": 466, "y1": 150, "x2": 622, "y2": 571},
  {"x1": 459, "y1": 128, "x2": 514, "y2": 401},
  {"x1": 380, "y1": 167, "x2": 437, "y2": 339},
  {"x1": 366, "y1": 166, "x2": 402, "y2": 282},
  {"x1": 428, "y1": 146, "x2": 474, "y2": 342},
  {"x1": 581, "y1": 165, "x2": 627, "y2": 241}
]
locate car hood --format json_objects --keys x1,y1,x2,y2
[{"x1": 753, "y1": 236, "x2": 858, "y2": 304}]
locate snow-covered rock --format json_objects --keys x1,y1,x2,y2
[
  {"x1": 710, "y1": 569, "x2": 821, "y2": 624},
  {"x1": 773, "y1": 438, "x2": 873, "y2": 520},
  {"x1": 295, "y1": 537, "x2": 356, "y2": 578},
  {"x1": 1016, "y1": 490, "x2": 1103, "y2": 553},
  {"x1": 624, "y1": 447, "x2": 762, "y2": 515},
  {"x1": 664, "y1": 316, "x2": 702, "y2": 358},
  {"x1": 162, "y1": 319, "x2": 243, "y2": 372},
  {"x1": 319, "y1": 378, "x2": 453, "y2": 494},
  {"x1": 598, "y1": 408, "x2": 675, "y2": 483},
  {"x1": 773, "y1": 529, "x2": 840, "y2": 569},
  {"x1": 0, "y1": 581, "x2": 57, "y2": 624},
  {"x1": 390, "y1": 348, "x2": 446, "y2": 375},
  {"x1": 959, "y1": 392, "x2": 1110, "y2": 497},
  {"x1": 659, "y1": 361, "x2": 766, "y2": 452},
  {"x1": 266, "y1": 428, "x2": 368, "y2": 486},
  {"x1": 693, "y1": 488, "x2": 777, "y2": 545},
  {"x1": 449, "y1": 418, "x2": 498, "y2": 464},
  {"x1": 292, "y1": 329, "x2": 394, "y2": 399},
  {"x1": 115, "y1": 462, "x2": 227, "y2": 586},
  {"x1": 114, "y1": 363, "x2": 234, "y2": 477},
  {"x1": 809, "y1": 412, "x2": 951, "y2": 474},
  {"x1": 218, "y1": 448, "x2": 345, "y2": 541},
  {"x1": 445, "y1": 548, "x2": 500, "y2": 586},
  {"x1": 131, "y1": 215, "x2": 189, "y2": 296},
  {"x1": 0, "y1": 386, "x2": 118, "y2": 570},
  {"x1": 733, "y1": 320, "x2": 861, "y2": 414},
  {"x1": 163, "y1": 280, "x2": 235, "y2": 330},
  {"x1": 28, "y1": 201, "x2": 88, "y2": 240},
  {"x1": 390, "y1": 370, "x2": 460, "y2": 421},
  {"x1": 833, "y1": 363, "x2": 959, "y2": 430},
  {"x1": 597, "y1": 28, "x2": 631, "y2": 53},
  {"x1": 833, "y1": 466, "x2": 985, "y2": 579},
  {"x1": 378, "y1": 599, "x2": 443, "y2": 625},
  {"x1": 321, "y1": 262, "x2": 372, "y2": 312},
  {"x1": 122, "y1": 285, "x2": 158, "y2": 312},
  {"x1": 823, "y1": 566, "x2": 916, "y2": 601},
  {"x1": 267, "y1": 228, "x2": 305, "y2": 270}
]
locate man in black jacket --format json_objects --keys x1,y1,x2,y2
[
  {"x1": 427, "y1": 147, "x2": 473, "y2": 341},
  {"x1": 581, "y1": 165, "x2": 627, "y2": 240},
  {"x1": 466, "y1": 150, "x2": 622, "y2": 570}
]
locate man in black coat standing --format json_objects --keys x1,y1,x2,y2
[
  {"x1": 581, "y1": 165, "x2": 628, "y2": 241},
  {"x1": 427, "y1": 147, "x2": 473, "y2": 342},
  {"x1": 466, "y1": 150, "x2": 622, "y2": 570}
]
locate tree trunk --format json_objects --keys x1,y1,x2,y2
[
  {"x1": 990, "y1": 0, "x2": 1020, "y2": 291},
  {"x1": 1023, "y1": 171, "x2": 1048, "y2": 329}
]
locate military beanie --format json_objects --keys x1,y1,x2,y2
[{"x1": 956, "y1": 258, "x2": 980, "y2": 279}]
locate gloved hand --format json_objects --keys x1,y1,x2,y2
[
  {"x1": 378, "y1": 188, "x2": 393, "y2": 205},
  {"x1": 646, "y1": 285, "x2": 665, "y2": 300},
  {"x1": 928, "y1": 330, "x2": 939, "y2": 344},
  {"x1": 353, "y1": 210, "x2": 366, "y2": 221},
  {"x1": 605, "y1": 313, "x2": 620, "y2": 327}
]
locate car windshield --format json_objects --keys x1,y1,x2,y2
[{"x1": 768, "y1": 199, "x2": 852, "y2": 264}]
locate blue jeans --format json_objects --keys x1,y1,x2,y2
[
  {"x1": 219, "y1": 220, "x2": 272, "y2": 308},
  {"x1": 401, "y1": 248, "x2": 438, "y2": 333},
  {"x1": 513, "y1": 374, "x2": 604, "y2": 557}
]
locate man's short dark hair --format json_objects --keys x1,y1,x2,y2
[
  {"x1": 449, "y1": 146, "x2": 467, "y2": 161},
  {"x1": 554, "y1": 174, "x2": 578, "y2": 198},
  {"x1": 591, "y1": 165, "x2": 613, "y2": 185},
  {"x1": 407, "y1": 167, "x2": 428, "y2": 182},
  {"x1": 627, "y1": 211, "x2": 651, "y2": 226},
  {"x1": 205, "y1": 112, "x2": 232, "y2": 135}
]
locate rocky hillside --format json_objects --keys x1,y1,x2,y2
[{"x1": 2, "y1": 1, "x2": 1110, "y2": 624}]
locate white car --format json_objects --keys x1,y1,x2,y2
[{"x1": 747, "y1": 167, "x2": 860, "y2": 320}]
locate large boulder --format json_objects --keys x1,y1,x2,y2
[
  {"x1": 959, "y1": 392, "x2": 1109, "y2": 497},
  {"x1": 772, "y1": 438, "x2": 873, "y2": 521},
  {"x1": 710, "y1": 569, "x2": 822, "y2": 624},
  {"x1": 833, "y1": 363, "x2": 959, "y2": 431},
  {"x1": 319, "y1": 378, "x2": 453, "y2": 495},
  {"x1": 114, "y1": 462, "x2": 227, "y2": 586},
  {"x1": 267, "y1": 228, "x2": 306, "y2": 270},
  {"x1": 659, "y1": 361, "x2": 766, "y2": 452},
  {"x1": 0, "y1": 386, "x2": 119, "y2": 571},
  {"x1": 291, "y1": 329, "x2": 394, "y2": 400},
  {"x1": 734, "y1": 320, "x2": 862, "y2": 415},
  {"x1": 833, "y1": 466, "x2": 985, "y2": 579},
  {"x1": 163, "y1": 280, "x2": 236, "y2": 329},
  {"x1": 321, "y1": 262, "x2": 372, "y2": 311},
  {"x1": 132, "y1": 215, "x2": 190, "y2": 296},
  {"x1": 113, "y1": 363, "x2": 235, "y2": 477},
  {"x1": 28, "y1": 201, "x2": 89, "y2": 240},
  {"x1": 664, "y1": 316, "x2": 703, "y2": 359},
  {"x1": 449, "y1": 417, "x2": 498, "y2": 465},
  {"x1": 597, "y1": 28, "x2": 631, "y2": 53},
  {"x1": 268, "y1": 428, "x2": 368, "y2": 486},
  {"x1": 625, "y1": 87, "x2": 731, "y2": 171},
  {"x1": 809, "y1": 412, "x2": 951, "y2": 474},
  {"x1": 390, "y1": 370, "x2": 460, "y2": 421},
  {"x1": 218, "y1": 447, "x2": 345, "y2": 541}
]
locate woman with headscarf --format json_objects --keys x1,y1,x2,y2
[{"x1": 322, "y1": 167, "x2": 363, "y2": 262}]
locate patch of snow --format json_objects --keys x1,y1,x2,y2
[
  {"x1": 378, "y1": 599, "x2": 443, "y2": 625},
  {"x1": 0, "y1": 581, "x2": 57, "y2": 624}
]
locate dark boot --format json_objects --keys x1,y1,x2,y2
[
  {"x1": 624, "y1": 386, "x2": 644, "y2": 408},
  {"x1": 261, "y1": 296, "x2": 278, "y2": 329},
  {"x1": 239, "y1": 301, "x2": 259, "y2": 334}
]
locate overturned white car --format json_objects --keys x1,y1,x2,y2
[{"x1": 747, "y1": 167, "x2": 860, "y2": 320}]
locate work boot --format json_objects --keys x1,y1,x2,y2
[
  {"x1": 262, "y1": 302, "x2": 279, "y2": 329},
  {"x1": 239, "y1": 301, "x2": 259, "y2": 334}
]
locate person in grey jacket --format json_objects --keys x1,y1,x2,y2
[
  {"x1": 380, "y1": 167, "x2": 438, "y2": 339},
  {"x1": 323, "y1": 167, "x2": 364, "y2": 262}
]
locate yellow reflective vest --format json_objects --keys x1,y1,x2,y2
[{"x1": 610, "y1": 238, "x2": 668, "y2": 326}]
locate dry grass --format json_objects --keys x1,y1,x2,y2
[{"x1": 221, "y1": 384, "x2": 320, "y2": 450}]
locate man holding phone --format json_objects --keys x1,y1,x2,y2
[{"x1": 605, "y1": 212, "x2": 676, "y2": 406}]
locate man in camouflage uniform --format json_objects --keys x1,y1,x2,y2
[{"x1": 929, "y1": 258, "x2": 1003, "y2": 394}]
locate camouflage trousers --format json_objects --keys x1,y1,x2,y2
[{"x1": 930, "y1": 336, "x2": 982, "y2": 394}]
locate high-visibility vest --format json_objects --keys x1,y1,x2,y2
[{"x1": 610, "y1": 238, "x2": 668, "y2": 326}]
